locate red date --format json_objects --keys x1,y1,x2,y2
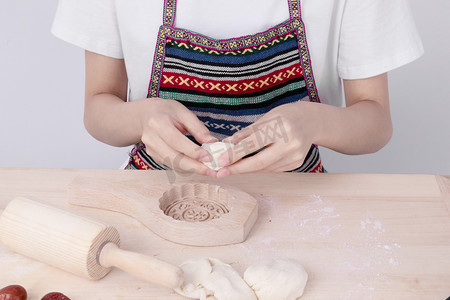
[
  {"x1": 41, "y1": 292, "x2": 70, "y2": 300},
  {"x1": 0, "y1": 285, "x2": 27, "y2": 300}
]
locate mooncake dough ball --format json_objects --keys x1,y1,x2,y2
[
  {"x1": 243, "y1": 258, "x2": 308, "y2": 300},
  {"x1": 175, "y1": 257, "x2": 257, "y2": 300},
  {"x1": 201, "y1": 142, "x2": 235, "y2": 171}
]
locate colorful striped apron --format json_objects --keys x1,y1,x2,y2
[{"x1": 126, "y1": 0, "x2": 325, "y2": 173}]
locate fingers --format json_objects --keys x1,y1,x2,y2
[
  {"x1": 144, "y1": 134, "x2": 212, "y2": 175},
  {"x1": 223, "y1": 125, "x2": 254, "y2": 145},
  {"x1": 219, "y1": 112, "x2": 291, "y2": 167},
  {"x1": 217, "y1": 149, "x2": 306, "y2": 177},
  {"x1": 217, "y1": 130, "x2": 270, "y2": 168},
  {"x1": 216, "y1": 134, "x2": 309, "y2": 176},
  {"x1": 177, "y1": 108, "x2": 217, "y2": 144},
  {"x1": 262, "y1": 158, "x2": 305, "y2": 172},
  {"x1": 216, "y1": 143, "x2": 286, "y2": 178},
  {"x1": 139, "y1": 99, "x2": 221, "y2": 176},
  {"x1": 162, "y1": 125, "x2": 211, "y2": 162},
  {"x1": 258, "y1": 148, "x2": 307, "y2": 172},
  {"x1": 144, "y1": 99, "x2": 217, "y2": 157}
]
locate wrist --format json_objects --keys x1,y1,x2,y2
[
  {"x1": 134, "y1": 99, "x2": 153, "y2": 139},
  {"x1": 311, "y1": 100, "x2": 392, "y2": 155},
  {"x1": 295, "y1": 101, "x2": 334, "y2": 146}
]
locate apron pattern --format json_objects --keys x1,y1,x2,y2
[{"x1": 126, "y1": 0, "x2": 324, "y2": 173}]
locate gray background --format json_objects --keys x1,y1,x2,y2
[{"x1": 0, "y1": 0, "x2": 449, "y2": 174}]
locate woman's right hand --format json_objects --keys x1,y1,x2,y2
[
  {"x1": 84, "y1": 50, "x2": 216, "y2": 175},
  {"x1": 139, "y1": 98, "x2": 217, "y2": 175}
]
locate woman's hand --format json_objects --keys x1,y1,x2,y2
[
  {"x1": 140, "y1": 98, "x2": 217, "y2": 175},
  {"x1": 84, "y1": 50, "x2": 217, "y2": 175},
  {"x1": 216, "y1": 73, "x2": 392, "y2": 177},
  {"x1": 216, "y1": 100, "x2": 320, "y2": 177}
]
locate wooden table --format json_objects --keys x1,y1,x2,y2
[{"x1": 0, "y1": 169, "x2": 449, "y2": 299}]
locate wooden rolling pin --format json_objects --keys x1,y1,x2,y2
[{"x1": 0, "y1": 197, "x2": 183, "y2": 289}]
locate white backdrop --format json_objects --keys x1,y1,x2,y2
[{"x1": 0, "y1": 0, "x2": 449, "y2": 174}]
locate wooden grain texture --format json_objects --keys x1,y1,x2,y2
[
  {"x1": 0, "y1": 196, "x2": 119, "y2": 280},
  {"x1": 0, "y1": 196, "x2": 183, "y2": 289},
  {"x1": 98, "y1": 242, "x2": 183, "y2": 289},
  {"x1": 0, "y1": 169, "x2": 449, "y2": 300},
  {"x1": 67, "y1": 176, "x2": 258, "y2": 246}
]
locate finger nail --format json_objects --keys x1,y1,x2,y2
[
  {"x1": 217, "y1": 168, "x2": 230, "y2": 178},
  {"x1": 206, "y1": 169, "x2": 217, "y2": 177},
  {"x1": 224, "y1": 136, "x2": 236, "y2": 144},
  {"x1": 199, "y1": 154, "x2": 211, "y2": 162},
  {"x1": 205, "y1": 135, "x2": 218, "y2": 143},
  {"x1": 218, "y1": 156, "x2": 229, "y2": 167}
]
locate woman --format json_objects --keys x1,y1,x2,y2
[{"x1": 52, "y1": 0, "x2": 423, "y2": 177}]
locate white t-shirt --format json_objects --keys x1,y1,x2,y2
[{"x1": 52, "y1": 0, "x2": 423, "y2": 107}]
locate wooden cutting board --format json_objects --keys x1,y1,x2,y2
[{"x1": 0, "y1": 169, "x2": 449, "y2": 300}]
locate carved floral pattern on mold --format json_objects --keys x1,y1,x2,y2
[
  {"x1": 159, "y1": 183, "x2": 231, "y2": 222},
  {"x1": 164, "y1": 199, "x2": 229, "y2": 222}
]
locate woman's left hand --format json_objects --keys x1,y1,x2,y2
[
  {"x1": 216, "y1": 99, "x2": 322, "y2": 177},
  {"x1": 214, "y1": 73, "x2": 392, "y2": 178}
]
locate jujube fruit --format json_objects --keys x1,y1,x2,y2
[
  {"x1": 41, "y1": 292, "x2": 70, "y2": 300},
  {"x1": 0, "y1": 285, "x2": 27, "y2": 300}
]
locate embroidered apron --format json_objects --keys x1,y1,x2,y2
[{"x1": 126, "y1": 0, "x2": 325, "y2": 173}]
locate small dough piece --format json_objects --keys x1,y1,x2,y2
[
  {"x1": 175, "y1": 257, "x2": 257, "y2": 300},
  {"x1": 243, "y1": 258, "x2": 308, "y2": 300},
  {"x1": 201, "y1": 142, "x2": 235, "y2": 171}
]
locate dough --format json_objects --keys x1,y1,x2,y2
[
  {"x1": 175, "y1": 257, "x2": 308, "y2": 300},
  {"x1": 201, "y1": 142, "x2": 235, "y2": 171},
  {"x1": 243, "y1": 258, "x2": 308, "y2": 300},
  {"x1": 175, "y1": 257, "x2": 257, "y2": 300}
]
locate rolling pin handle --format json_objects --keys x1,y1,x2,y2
[{"x1": 98, "y1": 242, "x2": 184, "y2": 289}]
